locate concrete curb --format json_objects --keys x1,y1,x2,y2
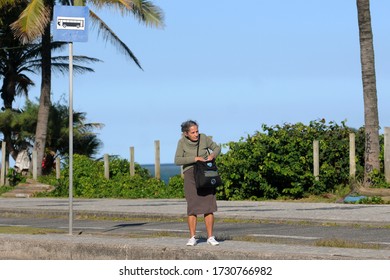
[{"x1": 2, "y1": 234, "x2": 390, "y2": 260}]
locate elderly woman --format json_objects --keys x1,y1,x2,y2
[{"x1": 174, "y1": 120, "x2": 221, "y2": 246}]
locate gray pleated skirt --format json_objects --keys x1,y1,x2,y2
[{"x1": 184, "y1": 168, "x2": 217, "y2": 216}]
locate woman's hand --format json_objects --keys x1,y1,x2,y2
[
  {"x1": 195, "y1": 154, "x2": 214, "y2": 162},
  {"x1": 206, "y1": 154, "x2": 215, "y2": 161},
  {"x1": 195, "y1": 156, "x2": 206, "y2": 162}
]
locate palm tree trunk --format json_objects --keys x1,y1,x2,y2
[
  {"x1": 33, "y1": 23, "x2": 52, "y2": 176},
  {"x1": 0, "y1": 75, "x2": 16, "y2": 110},
  {"x1": 356, "y1": 0, "x2": 380, "y2": 186}
]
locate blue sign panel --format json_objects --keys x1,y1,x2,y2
[{"x1": 53, "y1": 5, "x2": 89, "y2": 42}]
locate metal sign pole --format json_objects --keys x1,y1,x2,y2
[
  {"x1": 68, "y1": 42, "x2": 74, "y2": 235},
  {"x1": 53, "y1": 5, "x2": 88, "y2": 236}
]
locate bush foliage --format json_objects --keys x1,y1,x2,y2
[
  {"x1": 38, "y1": 120, "x2": 388, "y2": 201},
  {"x1": 40, "y1": 154, "x2": 184, "y2": 199},
  {"x1": 215, "y1": 120, "x2": 371, "y2": 200}
]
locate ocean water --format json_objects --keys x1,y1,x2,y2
[{"x1": 142, "y1": 163, "x2": 182, "y2": 183}]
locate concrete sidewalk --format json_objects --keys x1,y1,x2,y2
[
  {"x1": 1, "y1": 198, "x2": 390, "y2": 259},
  {"x1": 2, "y1": 198, "x2": 390, "y2": 225}
]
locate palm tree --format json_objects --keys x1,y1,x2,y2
[
  {"x1": 1, "y1": 3, "x2": 96, "y2": 111},
  {"x1": 356, "y1": 0, "x2": 381, "y2": 186},
  {"x1": 0, "y1": 99, "x2": 104, "y2": 174},
  {"x1": 46, "y1": 99, "x2": 104, "y2": 157},
  {"x1": 1, "y1": 1, "x2": 100, "y2": 164},
  {"x1": 43, "y1": 99, "x2": 104, "y2": 174},
  {"x1": 6, "y1": 0, "x2": 164, "y2": 176},
  {"x1": 0, "y1": 0, "x2": 36, "y2": 111}
]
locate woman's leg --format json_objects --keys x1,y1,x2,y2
[
  {"x1": 204, "y1": 213, "x2": 214, "y2": 238},
  {"x1": 188, "y1": 215, "x2": 197, "y2": 237}
]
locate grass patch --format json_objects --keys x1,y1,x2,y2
[
  {"x1": 0, "y1": 211, "x2": 186, "y2": 223},
  {"x1": 124, "y1": 231, "x2": 188, "y2": 239},
  {"x1": 75, "y1": 214, "x2": 186, "y2": 223},
  {"x1": 231, "y1": 236, "x2": 383, "y2": 250},
  {"x1": 0, "y1": 186, "x2": 14, "y2": 196},
  {"x1": 230, "y1": 235, "x2": 303, "y2": 245},
  {"x1": 0, "y1": 226, "x2": 65, "y2": 235},
  {"x1": 315, "y1": 238, "x2": 381, "y2": 250}
]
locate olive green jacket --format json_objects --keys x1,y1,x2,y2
[{"x1": 174, "y1": 133, "x2": 221, "y2": 172}]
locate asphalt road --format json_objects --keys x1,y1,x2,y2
[{"x1": 2, "y1": 215, "x2": 390, "y2": 248}]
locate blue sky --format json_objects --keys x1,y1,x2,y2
[{"x1": 21, "y1": 0, "x2": 390, "y2": 164}]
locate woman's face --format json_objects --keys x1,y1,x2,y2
[{"x1": 185, "y1": 125, "x2": 199, "y2": 142}]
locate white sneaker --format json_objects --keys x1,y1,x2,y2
[
  {"x1": 207, "y1": 236, "x2": 219, "y2": 246},
  {"x1": 186, "y1": 236, "x2": 197, "y2": 246}
]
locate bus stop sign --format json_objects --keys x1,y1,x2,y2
[{"x1": 53, "y1": 5, "x2": 89, "y2": 42}]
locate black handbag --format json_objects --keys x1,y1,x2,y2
[{"x1": 193, "y1": 137, "x2": 222, "y2": 189}]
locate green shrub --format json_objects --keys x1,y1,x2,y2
[
  {"x1": 358, "y1": 196, "x2": 385, "y2": 204},
  {"x1": 166, "y1": 175, "x2": 184, "y2": 198},
  {"x1": 6, "y1": 168, "x2": 26, "y2": 186},
  {"x1": 366, "y1": 169, "x2": 390, "y2": 189},
  {"x1": 40, "y1": 154, "x2": 183, "y2": 199},
  {"x1": 217, "y1": 120, "x2": 366, "y2": 200},
  {"x1": 0, "y1": 185, "x2": 14, "y2": 195}
]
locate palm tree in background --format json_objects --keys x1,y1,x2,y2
[
  {"x1": 356, "y1": 0, "x2": 380, "y2": 186},
  {"x1": 46, "y1": 99, "x2": 103, "y2": 156},
  {"x1": 1, "y1": 0, "x2": 99, "y2": 165},
  {"x1": 4, "y1": 0, "x2": 164, "y2": 175},
  {"x1": 0, "y1": 99, "x2": 103, "y2": 174},
  {"x1": 0, "y1": 1, "x2": 35, "y2": 112},
  {"x1": 44, "y1": 99, "x2": 104, "y2": 174}
]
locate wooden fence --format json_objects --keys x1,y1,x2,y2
[{"x1": 1, "y1": 128, "x2": 390, "y2": 186}]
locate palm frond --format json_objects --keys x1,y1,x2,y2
[
  {"x1": 49, "y1": 41, "x2": 68, "y2": 52},
  {"x1": 52, "y1": 55, "x2": 102, "y2": 64},
  {"x1": 50, "y1": 55, "x2": 101, "y2": 74},
  {"x1": 89, "y1": 9, "x2": 143, "y2": 69},
  {"x1": 51, "y1": 63, "x2": 96, "y2": 75},
  {"x1": 15, "y1": 73, "x2": 34, "y2": 97},
  {"x1": 89, "y1": 0, "x2": 164, "y2": 28},
  {"x1": 18, "y1": 43, "x2": 41, "y2": 61},
  {"x1": 0, "y1": 0, "x2": 16, "y2": 8},
  {"x1": 125, "y1": 0, "x2": 164, "y2": 28},
  {"x1": 75, "y1": 122, "x2": 105, "y2": 134},
  {"x1": 10, "y1": 0, "x2": 51, "y2": 44}
]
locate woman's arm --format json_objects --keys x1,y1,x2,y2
[
  {"x1": 174, "y1": 139, "x2": 196, "y2": 165},
  {"x1": 205, "y1": 135, "x2": 221, "y2": 160}
]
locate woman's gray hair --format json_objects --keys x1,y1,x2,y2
[{"x1": 181, "y1": 120, "x2": 198, "y2": 133}]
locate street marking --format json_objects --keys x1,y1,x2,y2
[
  {"x1": 365, "y1": 242, "x2": 390, "y2": 245},
  {"x1": 249, "y1": 234, "x2": 320, "y2": 240},
  {"x1": 58, "y1": 226, "x2": 106, "y2": 230},
  {"x1": 144, "y1": 228, "x2": 192, "y2": 233}
]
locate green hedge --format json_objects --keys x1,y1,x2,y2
[
  {"x1": 215, "y1": 120, "x2": 371, "y2": 200},
  {"x1": 38, "y1": 120, "x2": 388, "y2": 201},
  {"x1": 39, "y1": 154, "x2": 184, "y2": 199}
]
